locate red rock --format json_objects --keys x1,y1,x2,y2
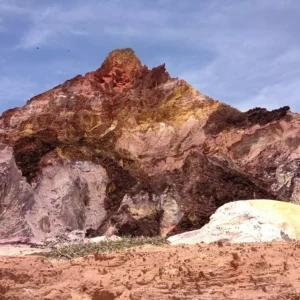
[{"x1": 0, "y1": 48, "x2": 299, "y2": 240}]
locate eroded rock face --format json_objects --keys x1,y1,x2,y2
[
  {"x1": 104, "y1": 186, "x2": 183, "y2": 237},
  {"x1": 28, "y1": 161, "x2": 108, "y2": 240},
  {"x1": 0, "y1": 145, "x2": 109, "y2": 241},
  {"x1": 0, "y1": 48, "x2": 299, "y2": 239},
  {"x1": 0, "y1": 144, "x2": 33, "y2": 238}
]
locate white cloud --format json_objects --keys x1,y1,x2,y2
[
  {"x1": 0, "y1": 76, "x2": 37, "y2": 100},
  {"x1": 19, "y1": 27, "x2": 54, "y2": 49},
  {"x1": 178, "y1": 45, "x2": 300, "y2": 112},
  {"x1": 0, "y1": 75, "x2": 39, "y2": 112},
  {"x1": 45, "y1": 58, "x2": 88, "y2": 77},
  {"x1": 0, "y1": 17, "x2": 5, "y2": 31},
  {"x1": 3, "y1": 0, "x2": 172, "y2": 48},
  {"x1": 239, "y1": 78, "x2": 300, "y2": 112},
  {"x1": 1, "y1": 0, "x2": 300, "y2": 112}
]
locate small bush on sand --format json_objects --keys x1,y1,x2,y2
[{"x1": 39, "y1": 236, "x2": 168, "y2": 260}]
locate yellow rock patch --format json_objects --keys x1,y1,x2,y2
[{"x1": 248, "y1": 200, "x2": 300, "y2": 238}]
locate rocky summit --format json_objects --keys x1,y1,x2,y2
[{"x1": 0, "y1": 48, "x2": 299, "y2": 242}]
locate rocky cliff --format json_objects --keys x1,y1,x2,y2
[{"x1": 0, "y1": 48, "x2": 299, "y2": 241}]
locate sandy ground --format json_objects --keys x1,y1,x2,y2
[
  {"x1": 1, "y1": 242, "x2": 300, "y2": 300},
  {"x1": 0, "y1": 244, "x2": 49, "y2": 256}
]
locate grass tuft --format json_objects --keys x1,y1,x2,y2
[{"x1": 39, "y1": 236, "x2": 169, "y2": 260}]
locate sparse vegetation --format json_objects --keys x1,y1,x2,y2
[
  {"x1": 107, "y1": 48, "x2": 137, "y2": 62},
  {"x1": 39, "y1": 236, "x2": 169, "y2": 260}
]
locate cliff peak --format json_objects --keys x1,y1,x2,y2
[
  {"x1": 94, "y1": 48, "x2": 144, "y2": 91},
  {"x1": 105, "y1": 48, "x2": 141, "y2": 64}
]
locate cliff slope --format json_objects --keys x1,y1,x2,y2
[{"x1": 0, "y1": 48, "x2": 299, "y2": 240}]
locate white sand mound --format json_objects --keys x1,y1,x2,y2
[{"x1": 168, "y1": 200, "x2": 300, "y2": 245}]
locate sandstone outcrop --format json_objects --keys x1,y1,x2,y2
[{"x1": 0, "y1": 48, "x2": 299, "y2": 239}]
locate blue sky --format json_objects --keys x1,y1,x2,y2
[{"x1": 1, "y1": 0, "x2": 300, "y2": 114}]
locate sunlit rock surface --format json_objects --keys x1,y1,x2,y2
[{"x1": 168, "y1": 200, "x2": 300, "y2": 244}]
